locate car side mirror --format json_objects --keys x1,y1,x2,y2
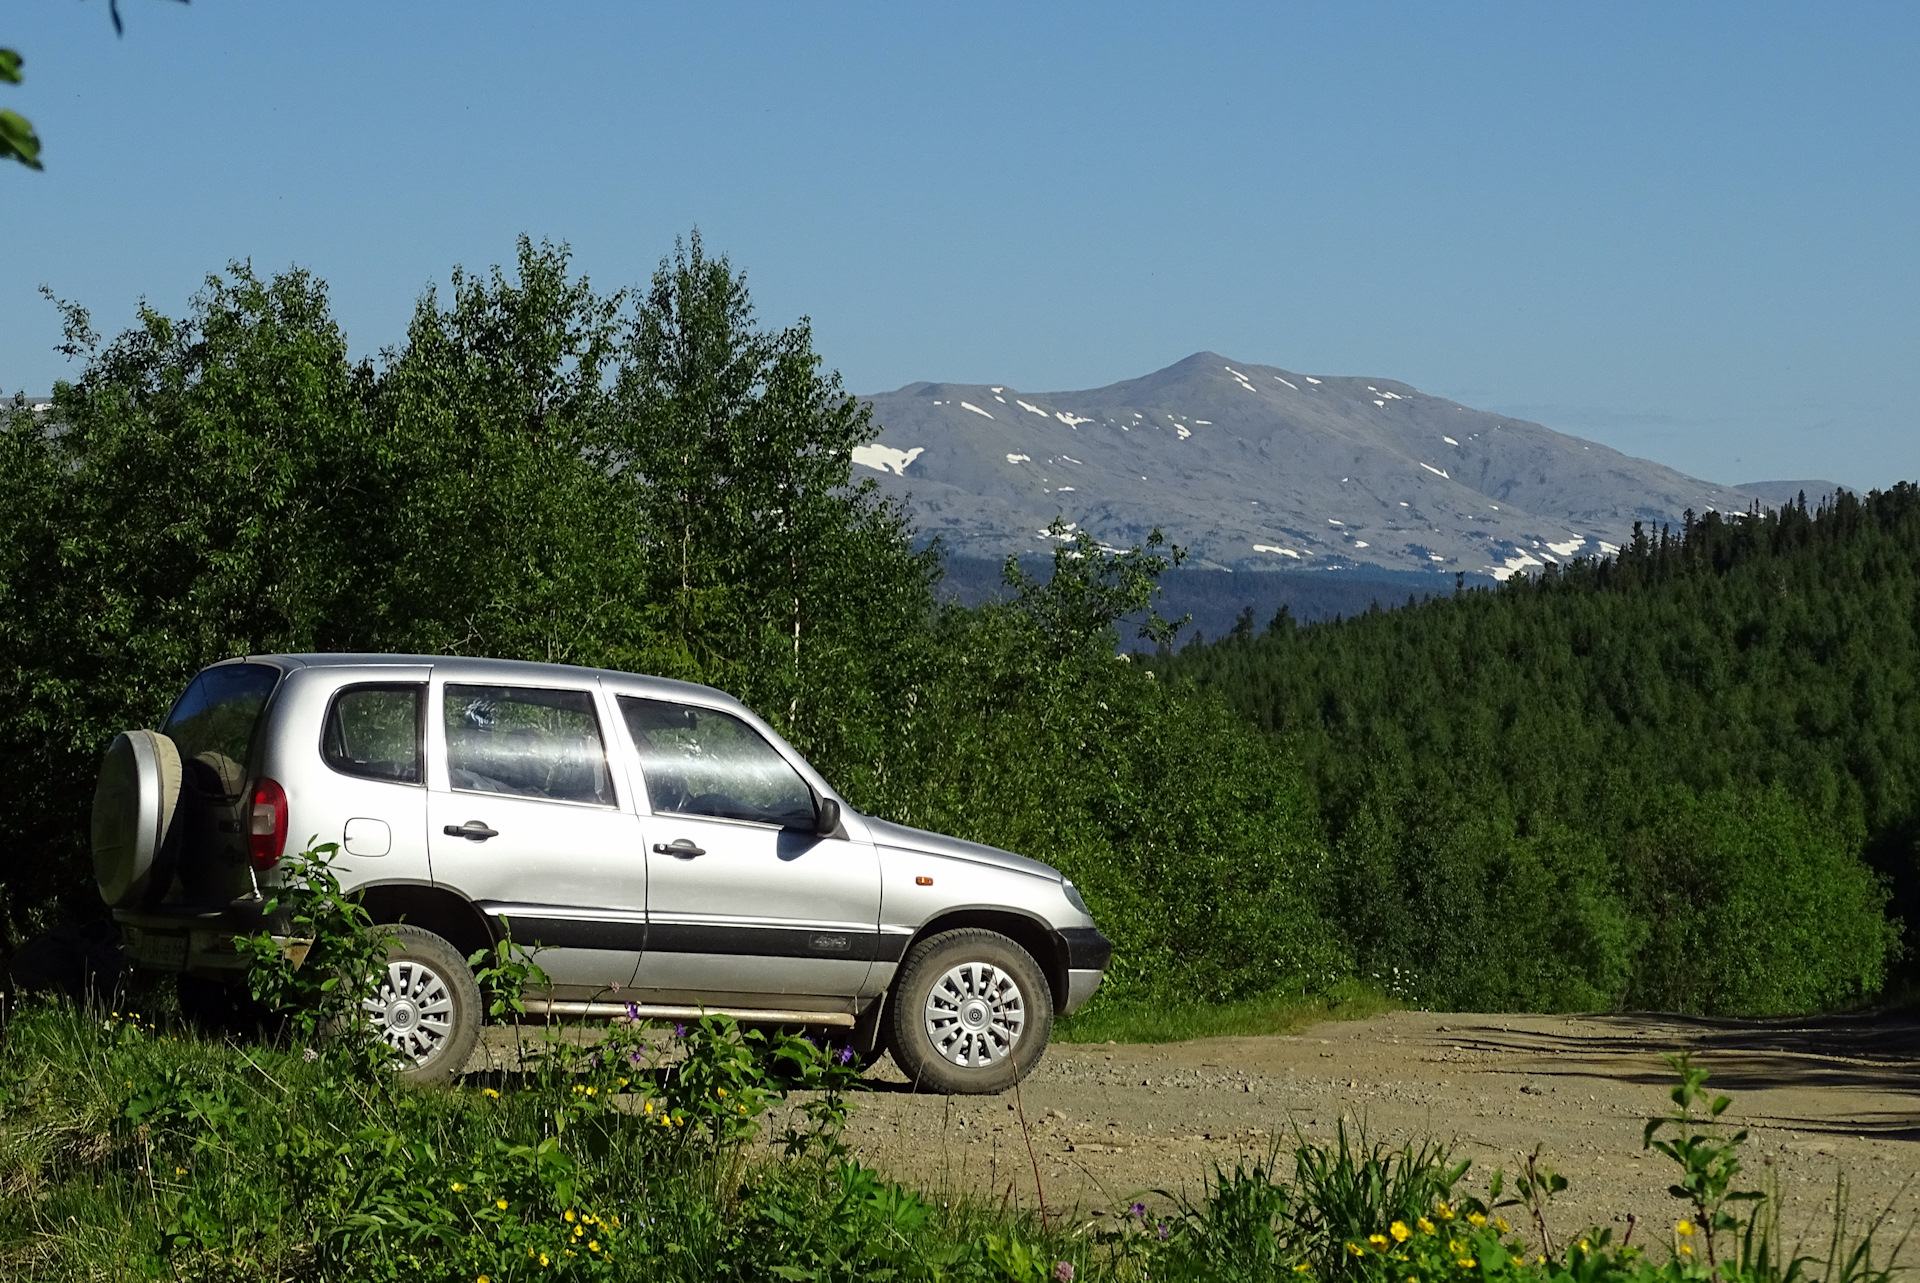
[{"x1": 814, "y1": 796, "x2": 843, "y2": 839}]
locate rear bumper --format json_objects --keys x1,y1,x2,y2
[{"x1": 113, "y1": 902, "x2": 270, "y2": 975}]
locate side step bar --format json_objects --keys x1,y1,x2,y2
[{"x1": 524, "y1": 999, "x2": 855, "y2": 1028}]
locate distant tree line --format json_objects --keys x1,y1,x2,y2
[
  {"x1": 0, "y1": 235, "x2": 1903, "y2": 1017},
  {"x1": 1161, "y1": 494, "x2": 1916, "y2": 1012}
]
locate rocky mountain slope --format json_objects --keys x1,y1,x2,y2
[{"x1": 855, "y1": 353, "x2": 1762, "y2": 581}]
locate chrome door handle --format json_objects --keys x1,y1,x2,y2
[
  {"x1": 444, "y1": 821, "x2": 499, "y2": 841},
  {"x1": 653, "y1": 838, "x2": 707, "y2": 859}
]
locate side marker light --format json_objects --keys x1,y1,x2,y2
[{"x1": 915, "y1": 876, "x2": 934, "y2": 886}]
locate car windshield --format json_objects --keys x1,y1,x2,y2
[{"x1": 162, "y1": 663, "x2": 281, "y2": 799}]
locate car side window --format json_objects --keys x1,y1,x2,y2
[
  {"x1": 322, "y1": 684, "x2": 424, "y2": 784},
  {"x1": 444, "y1": 685, "x2": 615, "y2": 807},
  {"x1": 619, "y1": 697, "x2": 816, "y2": 830}
]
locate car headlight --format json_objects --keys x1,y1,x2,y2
[{"x1": 1063, "y1": 880, "x2": 1091, "y2": 916}]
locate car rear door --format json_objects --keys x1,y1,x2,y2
[
  {"x1": 426, "y1": 677, "x2": 646, "y2": 1000},
  {"x1": 617, "y1": 696, "x2": 880, "y2": 1011}
]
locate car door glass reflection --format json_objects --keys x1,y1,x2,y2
[{"x1": 619, "y1": 697, "x2": 814, "y2": 828}]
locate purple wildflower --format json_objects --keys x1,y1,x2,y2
[
  {"x1": 628, "y1": 1050, "x2": 644, "y2": 1066},
  {"x1": 625, "y1": 1001, "x2": 641, "y2": 1022},
  {"x1": 1054, "y1": 1264, "x2": 1075, "y2": 1282},
  {"x1": 1157, "y1": 1223, "x2": 1170, "y2": 1241},
  {"x1": 837, "y1": 1046, "x2": 855, "y2": 1065},
  {"x1": 674, "y1": 1022, "x2": 686, "y2": 1037},
  {"x1": 1129, "y1": 1202, "x2": 1146, "y2": 1220}
]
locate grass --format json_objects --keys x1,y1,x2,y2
[
  {"x1": 1055, "y1": 980, "x2": 1398, "y2": 1045},
  {"x1": 1, "y1": 987, "x2": 1906, "y2": 1283}
]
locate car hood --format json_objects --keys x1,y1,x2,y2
[{"x1": 860, "y1": 816, "x2": 1063, "y2": 882}]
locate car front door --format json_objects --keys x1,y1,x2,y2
[
  {"x1": 426, "y1": 679, "x2": 646, "y2": 1001},
  {"x1": 618, "y1": 696, "x2": 880, "y2": 1012}
]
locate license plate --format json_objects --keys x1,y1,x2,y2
[{"x1": 126, "y1": 929, "x2": 187, "y2": 970}]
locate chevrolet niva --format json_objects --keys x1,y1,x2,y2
[{"x1": 90, "y1": 655, "x2": 1111, "y2": 1093}]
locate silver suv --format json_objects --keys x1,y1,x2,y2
[{"x1": 91, "y1": 654, "x2": 1110, "y2": 1093}]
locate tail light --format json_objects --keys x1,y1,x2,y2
[{"x1": 249, "y1": 777, "x2": 289, "y2": 870}]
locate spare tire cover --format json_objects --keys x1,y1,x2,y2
[{"x1": 91, "y1": 730, "x2": 183, "y2": 908}]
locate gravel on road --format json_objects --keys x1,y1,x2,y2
[{"x1": 843, "y1": 1009, "x2": 1920, "y2": 1249}]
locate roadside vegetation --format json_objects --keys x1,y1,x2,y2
[
  {"x1": 2, "y1": 977, "x2": 1905, "y2": 1282},
  {"x1": 0, "y1": 232, "x2": 1908, "y2": 1020}
]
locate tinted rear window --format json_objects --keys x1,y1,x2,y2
[{"x1": 163, "y1": 663, "x2": 281, "y2": 799}]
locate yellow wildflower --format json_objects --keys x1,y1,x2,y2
[
  {"x1": 1680, "y1": 1245, "x2": 1694, "y2": 1257},
  {"x1": 1417, "y1": 1217, "x2": 1436, "y2": 1235},
  {"x1": 482, "y1": 1088, "x2": 499, "y2": 1098},
  {"x1": 564, "y1": 1210, "x2": 576, "y2": 1223},
  {"x1": 1578, "y1": 1239, "x2": 1591, "y2": 1252},
  {"x1": 538, "y1": 1254, "x2": 549, "y2": 1266},
  {"x1": 643, "y1": 1100, "x2": 654, "y2": 1113},
  {"x1": 1494, "y1": 1217, "x2": 1511, "y2": 1233},
  {"x1": 589, "y1": 1241, "x2": 601, "y2": 1253},
  {"x1": 717, "y1": 1087, "x2": 728, "y2": 1098},
  {"x1": 1457, "y1": 1259, "x2": 1475, "y2": 1269},
  {"x1": 572, "y1": 1084, "x2": 584, "y2": 1094},
  {"x1": 1348, "y1": 1243, "x2": 1366, "y2": 1257},
  {"x1": 1370, "y1": 1234, "x2": 1389, "y2": 1249},
  {"x1": 1467, "y1": 1212, "x2": 1486, "y2": 1228},
  {"x1": 496, "y1": 1198, "x2": 508, "y2": 1210},
  {"x1": 1391, "y1": 1222, "x2": 1411, "y2": 1242},
  {"x1": 478, "y1": 1276, "x2": 491, "y2": 1283},
  {"x1": 1676, "y1": 1221, "x2": 1695, "y2": 1237},
  {"x1": 1294, "y1": 1265, "x2": 1310, "y2": 1273},
  {"x1": 174, "y1": 1166, "x2": 187, "y2": 1176},
  {"x1": 585, "y1": 1086, "x2": 597, "y2": 1096},
  {"x1": 450, "y1": 1182, "x2": 466, "y2": 1192},
  {"x1": 1436, "y1": 1201, "x2": 1455, "y2": 1221}
]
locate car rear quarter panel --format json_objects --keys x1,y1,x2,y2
[{"x1": 254, "y1": 663, "x2": 435, "y2": 898}]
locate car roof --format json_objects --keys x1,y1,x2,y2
[{"x1": 223, "y1": 653, "x2": 744, "y2": 711}]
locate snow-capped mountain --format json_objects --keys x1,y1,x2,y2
[{"x1": 855, "y1": 352, "x2": 1764, "y2": 581}]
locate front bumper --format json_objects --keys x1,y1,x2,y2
[{"x1": 1056, "y1": 926, "x2": 1113, "y2": 1014}]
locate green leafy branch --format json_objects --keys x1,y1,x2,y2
[
  {"x1": 1643, "y1": 1052, "x2": 1762, "y2": 1268},
  {"x1": 1, "y1": 48, "x2": 41, "y2": 170}
]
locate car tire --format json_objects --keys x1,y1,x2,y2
[
  {"x1": 885, "y1": 928, "x2": 1053, "y2": 1095},
  {"x1": 364, "y1": 925, "x2": 482, "y2": 1086}
]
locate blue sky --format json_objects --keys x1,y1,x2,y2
[{"x1": 4, "y1": 1, "x2": 1915, "y2": 489}]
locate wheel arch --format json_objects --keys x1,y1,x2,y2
[
  {"x1": 353, "y1": 882, "x2": 497, "y2": 964},
  {"x1": 898, "y1": 908, "x2": 1067, "y2": 1012}
]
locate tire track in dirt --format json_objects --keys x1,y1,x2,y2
[{"x1": 844, "y1": 1010, "x2": 1920, "y2": 1247}]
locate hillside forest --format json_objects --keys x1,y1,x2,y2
[{"x1": 0, "y1": 235, "x2": 1909, "y2": 1018}]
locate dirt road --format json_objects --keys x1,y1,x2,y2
[{"x1": 843, "y1": 1010, "x2": 1920, "y2": 1248}]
